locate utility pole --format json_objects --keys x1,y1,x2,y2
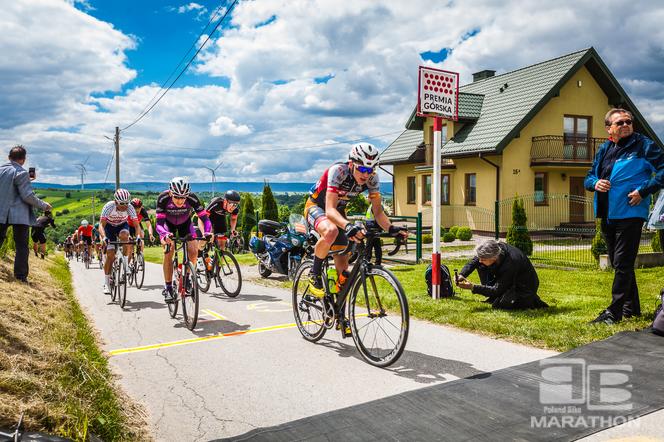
[
  {"x1": 115, "y1": 126, "x2": 120, "y2": 190},
  {"x1": 91, "y1": 193, "x2": 96, "y2": 225}
]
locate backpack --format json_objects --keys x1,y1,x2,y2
[
  {"x1": 652, "y1": 288, "x2": 664, "y2": 336},
  {"x1": 425, "y1": 264, "x2": 455, "y2": 298}
]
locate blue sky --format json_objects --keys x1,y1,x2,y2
[{"x1": 1, "y1": 0, "x2": 663, "y2": 185}]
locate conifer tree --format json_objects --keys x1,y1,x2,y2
[{"x1": 505, "y1": 198, "x2": 533, "y2": 256}]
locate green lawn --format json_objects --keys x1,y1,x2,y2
[
  {"x1": 392, "y1": 259, "x2": 661, "y2": 351},
  {"x1": 143, "y1": 245, "x2": 257, "y2": 266}
]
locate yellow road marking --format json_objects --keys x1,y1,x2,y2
[
  {"x1": 108, "y1": 320, "x2": 307, "y2": 356},
  {"x1": 247, "y1": 301, "x2": 292, "y2": 313},
  {"x1": 202, "y1": 309, "x2": 227, "y2": 320}
]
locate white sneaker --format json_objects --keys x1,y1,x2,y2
[
  {"x1": 103, "y1": 284, "x2": 111, "y2": 295},
  {"x1": 197, "y1": 258, "x2": 205, "y2": 272}
]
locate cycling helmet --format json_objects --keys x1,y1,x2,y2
[
  {"x1": 349, "y1": 143, "x2": 379, "y2": 168},
  {"x1": 131, "y1": 198, "x2": 142, "y2": 208},
  {"x1": 81, "y1": 219, "x2": 88, "y2": 226},
  {"x1": 224, "y1": 190, "x2": 241, "y2": 203},
  {"x1": 114, "y1": 188, "x2": 131, "y2": 205},
  {"x1": 94, "y1": 222, "x2": 99, "y2": 228},
  {"x1": 169, "y1": 176, "x2": 190, "y2": 197}
]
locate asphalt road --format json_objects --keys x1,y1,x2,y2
[{"x1": 69, "y1": 257, "x2": 562, "y2": 441}]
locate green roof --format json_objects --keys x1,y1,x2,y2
[
  {"x1": 379, "y1": 130, "x2": 422, "y2": 164},
  {"x1": 381, "y1": 47, "x2": 662, "y2": 163}
]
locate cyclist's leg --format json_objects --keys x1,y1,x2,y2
[
  {"x1": 127, "y1": 226, "x2": 136, "y2": 262},
  {"x1": 211, "y1": 217, "x2": 228, "y2": 251},
  {"x1": 186, "y1": 221, "x2": 199, "y2": 267}
]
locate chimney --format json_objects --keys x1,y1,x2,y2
[{"x1": 472, "y1": 70, "x2": 496, "y2": 82}]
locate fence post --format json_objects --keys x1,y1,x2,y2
[
  {"x1": 416, "y1": 212, "x2": 422, "y2": 264},
  {"x1": 494, "y1": 200, "x2": 500, "y2": 240}
]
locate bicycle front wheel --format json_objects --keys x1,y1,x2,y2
[
  {"x1": 349, "y1": 265, "x2": 409, "y2": 368},
  {"x1": 292, "y1": 261, "x2": 327, "y2": 342},
  {"x1": 127, "y1": 259, "x2": 135, "y2": 286},
  {"x1": 135, "y1": 253, "x2": 145, "y2": 289},
  {"x1": 118, "y1": 257, "x2": 128, "y2": 308},
  {"x1": 217, "y1": 250, "x2": 242, "y2": 297},
  {"x1": 197, "y1": 251, "x2": 211, "y2": 293},
  {"x1": 181, "y1": 261, "x2": 200, "y2": 330}
]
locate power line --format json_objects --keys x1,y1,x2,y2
[
  {"x1": 121, "y1": 130, "x2": 404, "y2": 154},
  {"x1": 121, "y1": 0, "x2": 239, "y2": 132},
  {"x1": 128, "y1": 2, "x2": 228, "y2": 124}
]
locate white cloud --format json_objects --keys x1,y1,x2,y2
[{"x1": 1, "y1": 0, "x2": 664, "y2": 186}]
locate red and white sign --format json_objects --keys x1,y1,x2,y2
[{"x1": 417, "y1": 66, "x2": 459, "y2": 120}]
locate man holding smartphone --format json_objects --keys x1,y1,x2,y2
[{"x1": 0, "y1": 145, "x2": 52, "y2": 283}]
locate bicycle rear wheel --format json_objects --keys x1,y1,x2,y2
[
  {"x1": 168, "y1": 260, "x2": 180, "y2": 318},
  {"x1": 110, "y1": 260, "x2": 118, "y2": 302},
  {"x1": 135, "y1": 253, "x2": 145, "y2": 289},
  {"x1": 181, "y1": 262, "x2": 200, "y2": 330},
  {"x1": 292, "y1": 261, "x2": 327, "y2": 342},
  {"x1": 348, "y1": 265, "x2": 409, "y2": 367},
  {"x1": 84, "y1": 250, "x2": 90, "y2": 269},
  {"x1": 217, "y1": 250, "x2": 242, "y2": 297},
  {"x1": 118, "y1": 257, "x2": 128, "y2": 308}
]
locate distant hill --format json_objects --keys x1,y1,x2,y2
[{"x1": 33, "y1": 181, "x2": 393, "y2": 194}]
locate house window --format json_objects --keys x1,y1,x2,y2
[
  {"x1": 465, "y1": 173, "x2": 476, "y2": 206},
  {"x1": 563, "y1": 115, "x2": 591, "y2": 160},
  {"x1": 422, "y1": 175, "x2": 431, "y2": 205},
  {"x1": 426, "y1": 126, "x2": 449, "y2": 165},
  {"x1": 441, "y1": 174, "x2": 450, "y2": 205},
  {"x1": 407, "y1": 176, "x2": 416, "y2": 204},
  {"x1": 534, "y1": 172, "x2": 548, "y2": 205}
]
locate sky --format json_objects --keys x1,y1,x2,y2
[{"x1": 1, "y1": 0, "x2": 664, "y2": 185}]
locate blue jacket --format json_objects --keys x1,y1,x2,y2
[
  {"x1": 584, "y1": 133, "x2": 664, "y2": 220},
  {"x1": 0, "y1": 161, "x2": 50, "y2": 226}
]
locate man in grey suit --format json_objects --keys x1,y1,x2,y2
[{"x1": 0, "y1": 145, "x2": 52, "y2": 282}]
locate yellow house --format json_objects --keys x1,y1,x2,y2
[{"x1": 381, "y1": 47, "x2": 662, "y2": 234}]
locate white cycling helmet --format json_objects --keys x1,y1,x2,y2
[
  {"x1": 349, "y1": 143, "x2": 379, "y2": 168},
  {"x1": 114, "y1": 188, "x2": 131, "y2": 205},
  {"x1": 169, "y1": 176, "x2": 190, "y2": 197},
  {"x1": 81, "y1": 219, "x2": 88, "y2": 226}
]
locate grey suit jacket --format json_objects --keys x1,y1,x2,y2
[{"x1": 0, "y1": 161, "x2": 50, "y2": 226}]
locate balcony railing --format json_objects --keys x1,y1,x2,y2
[{"x1": 531, "y1": 135, "x2": 607, "y2": 164}]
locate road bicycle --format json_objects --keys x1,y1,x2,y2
[
  {"x1": 197, "y1": 234, "x2": 242, "y2": 297},
  {"x1": 82, "y1": 242, "x2": 92, "y2": 269},
  {"x1": 227, "y1": 231, "x2": 245, "y2": 255},
  {"x1": 107, "y1": 240, "x2": 133, "y2": 308},
  {"x1": 127, "y1": 238, "x2": 146, "y2": 289},
  {"x1": 292, "y1": 221, "x2": 409, "y2": 368},
  {"x1": 165, "y1": 234, "x2": 205, "y2": 330}
]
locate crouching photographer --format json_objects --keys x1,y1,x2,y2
[{"x1": 456, "y1": 239, "x2": 548, "y2": 310}]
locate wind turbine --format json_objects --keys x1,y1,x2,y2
[
  {"x1": 203, "y1": 161, "x2": 223, "y2": 197},
  {"x1": 76, "y1": 163, "x2": 88, "y2": 190}
]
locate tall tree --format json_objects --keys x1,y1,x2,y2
[
  {"x1": 505, "y1": 198, "x2": 533, "y2": 256},
  {"x1": 240, "y1": 193, "x2": 256, "y2": 245},
  {"x1": 261, "y1": 181, "x2": 279, "y2": 221}
]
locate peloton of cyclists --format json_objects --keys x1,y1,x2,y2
[
  {"x1": 156, "y1": 177, "x2": 211, "y2": 303},
  {"x1": 99, "y1": 189, "x2": 141, "y2": 295},
  {"x1": 305, "y1": 143, "x2": 407, "y2": 297}
]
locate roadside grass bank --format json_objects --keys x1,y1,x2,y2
[{"x1": 0, "y1": 254, "x2": 150, "y2": 441}]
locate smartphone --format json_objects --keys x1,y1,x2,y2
[
  {"x1": 28, "y1": 167, "x2": 36, "y2": 179},
  {"x1": 454, "y1": 269, "x2": 459, "y2": 284}
]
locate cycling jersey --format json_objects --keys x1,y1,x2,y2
[
  {"x1": 77, "y1": 225, "x2": 93, "y2": 238},
  {"x1": 205, "y1": 197, "x2": 239, "y2": 234},
  {"x1": 155, "y1": 190, "x2": 211, "y2": 238},
  {"x1": 136, "y1": 206, "x2": 150, "y2": 224},
  {"x1": 100, "y1": 201, "x2": 139, "y2": 227},
  {"x1": 309, "y1": 162, "x2": 380, "y2": 210},
  {"x1": 34, "y1": 216, "x2": 56, "y2": 229}
]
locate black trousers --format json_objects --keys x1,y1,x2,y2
[
  {"x1": 601, "y1": 218, "x2": 644, "y2": 319},
  {"x1": 0, "y1": 223, "x2": 30, "y2": 279}
]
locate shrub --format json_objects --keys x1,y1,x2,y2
[
  {"x1": 505, "y1": 198, "x2": 533, "y2": 256},
  {"x1": 422, "y1": 234, "x2": 433, "y2": 244},
  {"x1": 591, "y1": 219, "x2": 608, "y2": 260},
  {"x1": 456, "y1": 226, "x2": 473, "y2": 241},
  {"x1": 65, "y1": 192, "x2": 71, "y2": 198},
  {"x1": 442, "y1": 232, "x2": 456, "y2": 243},
  {"x1": 652, "y1": 230, "x2": 662, "y2": 253},
  {"x1": 449, "y1": 226, "x2": 459, "y2": 236},
  {"x1": 61, "y1": 208, "x2": 70, "y2": 215}
]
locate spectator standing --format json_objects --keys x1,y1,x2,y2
[
  {"x1": 585, "y1": 108, "x2": 664, "y2": 324},
  {"x1": 0, "y1": 145, "x2": 52, "y2": 282},
  {"x1": 32, "y1": 211, "x2": 56, "y2": 259}
]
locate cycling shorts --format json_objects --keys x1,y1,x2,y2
[
  {"x1": 164, "y1": 219, "x2": 196, "y2": 240},
  {"x1": 31, "y1": 227, "x2": 47, "y2": 244},
  {"x1": 104, "y1": 222, "x2": 130, "y2": 250},
  {"x1": 304, "y1": 200, "x2": 348, "y2": 249}
]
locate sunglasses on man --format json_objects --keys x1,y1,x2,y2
[
  {"x1": 612, "y1": 119, "x2": 632, "y2": 127},
  {"x1": 356, "y1": 165, "x2": 374, "y2": 174}
]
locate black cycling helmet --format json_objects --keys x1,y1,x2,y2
[{"x1": 224, "y1": 190, "x2": 241, "y2": 203}]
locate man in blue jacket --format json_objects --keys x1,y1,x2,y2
[{"x1": 585, "y1": 108, "x2": 664, "y2": 324}]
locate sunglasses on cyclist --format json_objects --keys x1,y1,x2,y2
[
  {"x1": 172, "y1": 195, "x2": 187, "y2": 201},
  {"x1": 356, "y1": 165, "x2": 374, "y2": 174},
  {"x1": 612, "y1": 119, "x2": 632, "y2": 127}
]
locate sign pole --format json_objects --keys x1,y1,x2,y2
[{"x1": 431, "y1": 116, "x2": 442, "y2": 299}]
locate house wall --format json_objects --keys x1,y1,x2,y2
[{"x1": 393, "y1": 163, "x2": 419, "y2": 218}]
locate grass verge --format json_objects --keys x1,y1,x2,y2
[
  {"x1": 0, "y1": 254, "x2": 150, "y2": 441},
  {"x1": 143, "y1": 245, "x2": 257, "y2": 266},
  {"x1": 391, "y1": 259, "x2": 661, "y2": 351}
]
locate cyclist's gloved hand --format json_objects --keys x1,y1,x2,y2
[
  {"x1": 345, "y1": 223, "x2": 363, "y2": 240},
  {"x1": 204, "y1": 232, "x2": 213, "y2": 240},
  {"x1": 388, "y1": 225, "x2": 406, "y2": 237}
]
